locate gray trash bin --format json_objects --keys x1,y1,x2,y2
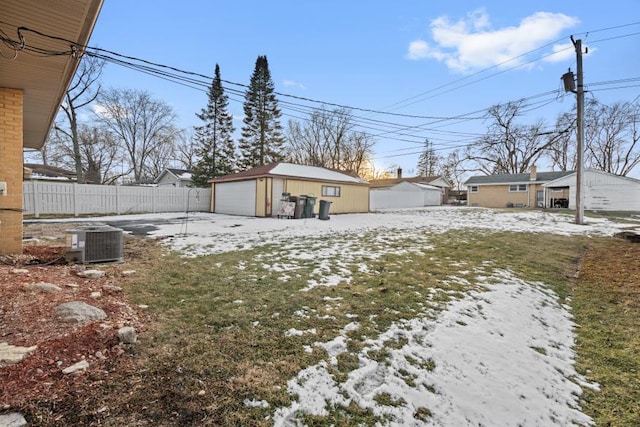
[
  {"x1": 318, "y1": 200, "x2": 332, "y2": 220},
  {"x1": 293, "y1": 196, "x2": 306, "y2": 219}
]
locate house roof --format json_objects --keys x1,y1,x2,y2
[
  {"x1": 543, "y1": 169, "x2": 640, "y2": 187},
  {"x1": 0, "y1": 0, "x2": 104, "y2": 149},
  {"x1": 369, "y1": 176, "x2": 448, "y2": 189},
  {"x1": 209, "y1": 162, "x2": 369, "y2": 185},
  {"x1": 24, "y1": 163, "x2": 76, "y2": 180},
  {"x1": 464, "y1": 171, "x2": 574, "y2": 186},
  {"x1": 156, "y1": 168, "x2": 193, "y2": 183}
]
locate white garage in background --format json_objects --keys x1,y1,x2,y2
[
  {"x1": 543, "y1": 169, "x2": 640, "y2": 211},
  {"x1": 213, "y1": 180, "x2": 257, "y2": 216},
  {"x1": 370, "y1": 181, "x2": 442, "y2": 210}
]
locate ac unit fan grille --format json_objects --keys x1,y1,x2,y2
[
  {"x1": 65, "y1": 226, "x2": 124, "y2": 263},
  {"x1": 85, "y1": 230, "x2": 123, "y2": 262}
]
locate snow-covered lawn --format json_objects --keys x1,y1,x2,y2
[{"x1": 29, "y1": 207, "x2": 638, "y2": 425}]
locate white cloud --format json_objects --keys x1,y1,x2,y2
[
  {"x1": 407, "y1": 9, "x2": 579, "y2": 73},
  {"x1": 283, "y1": 79, "x2": 306, "y2": 90}
]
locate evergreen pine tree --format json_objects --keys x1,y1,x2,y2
[
  {"x1": 238, "y1": 55, "x2": 285, "y2": 170},
  {"x1": 191, "y1": 64, "x2": 236, "y2": 187},
  {"x1": 416, "y1": 139, "x2": 439, "y2": 177}
]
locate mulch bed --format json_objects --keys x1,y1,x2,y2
[{"x1": 0, "y1": 242, "x2": 147, "y2": 419}]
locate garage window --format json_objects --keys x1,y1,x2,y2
[
  {"x1": 509, "y1": 184, "x2": 527, "y2": 192},
  {"x1": 322, "y1": 185, "x2": 341, "y2": 197},
  {"x1": 469, "y1": 186, "x2": 478, "y2": 193}
]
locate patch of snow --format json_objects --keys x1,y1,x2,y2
[{"x1": 273, "y1": 269, "x2": 596, "y2": 426}]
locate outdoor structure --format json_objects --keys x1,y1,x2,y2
[
  {"x1": 369, "y1": 168, "x2": 452, "y2": 205},
  {"x1": 543, "y1": 169, "x2": 640, "y2": 212},
  {"x1": 0, "y1": 0, "x2": 104, "y2": 255},
  {"x1": 209, "y1": 162, "x2": 370, "y2": 217},
  {"x1": 464, "y1": 166, "x2": 573, "y2": 209},
  {"x1": 23, "y1": 163, "x2": 77, "y2": 182},
  {"x1": 370, "y1": 181, "x2": 442, "y2": 210},
  {"x1": 154, "y1": 168, "x2": 193, "y2": 187}
]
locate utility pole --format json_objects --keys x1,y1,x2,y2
[
  {"x1": 563, "y1": 38, "x2": 586, "y2": 224},
  {"x1": 573, "y1": 37, "x2": 585, "y2": 225}
]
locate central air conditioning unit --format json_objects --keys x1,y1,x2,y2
[{"x1": 65, "y1": 226, "x2": 124, "y2": 264}]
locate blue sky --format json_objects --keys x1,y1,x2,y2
[{"x1": 88, "y1": 1, "x2": 640, "y2": 175}]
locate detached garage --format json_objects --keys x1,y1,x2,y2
[
  {"x1": 543, "y1": 169, "x2": 640, "y2": 211},
  {"x1": 209, "y1": 162, "x2": 370, "y2": 217},
  {"x1": 370, "y1": 182, "x2": 442, "y2": 210}
]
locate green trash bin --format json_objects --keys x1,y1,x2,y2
[
  {"x1": 318, "y1": 200, "x2": 332, "y2": 220},
  {"x1": 303, "y1": 195, "x2": 317, "y2": 218}
]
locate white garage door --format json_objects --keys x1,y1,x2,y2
[{"x1": 215, "y1": 180, "x2": 256, "y2": 216}]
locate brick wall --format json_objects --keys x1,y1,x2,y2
[{"x1": 0, "y1": 88, "x2": 24, "y2": 254}]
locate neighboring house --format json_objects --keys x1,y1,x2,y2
[
  {"x1": 544, "y1": 169, "x2": 640, "y2": 212},
  {"x1": 370, "y1": 181, "x2": 441, "y2": 210},
  {"x1": 209, "y1": 162, "x2": 370, "y2": 217},
  {"x1": 23, "y1": 163, "x2": 77, "y2": 182},
  {"x1": 464, "y1": 166, "x2": 573, "y2": 208},
  {"x1": 369, "y1": 168, "x2": 452, "y2": 204},
  {"x1": 0, "y1": 0, "x2": 103, "y2": 255},
  {"x1": 155, "y1": 168, "x2": 193, "y2": 187}
]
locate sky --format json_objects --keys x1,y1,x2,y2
[
  {"x1": 29, "y1": 207, "x2": 638, "y2": 425},
  {"x1": 86, "y1": 1, "x2": 640, "y2": 176}
]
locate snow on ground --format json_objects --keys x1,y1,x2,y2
[
  {"x1": 28, "y1": 206, "x2": 635, "y2": 258},
  {"x1": 28, "y1": 207, "x2": 637, "y2": 425},
  {"x1": 273, "y1": 269, "x2": 597, "y2": 427},
  {"x1": 144, "y1": 207, "x2": 635, "y2": 256}
]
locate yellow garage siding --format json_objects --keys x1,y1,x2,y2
[
  {"x1": 283, "y1": 179, "x2": 369, "y2": 214},
  {"x1": 255, "y1": 178, "x2": 267, "y2": 217}
]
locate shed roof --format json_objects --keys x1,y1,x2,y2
[
  {"x1": 369, "y1": 175, "x2": 447, "y2": 188},
  {"x1": 210, "y1": 162, "x2": 369, "y2": 185}
]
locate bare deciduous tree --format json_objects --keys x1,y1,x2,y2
[
  {"x1": 286, "y1": 107, "x2": 374, "y2": 176},
  {"x1": 547, "y1": 111, "x2": 576, "y2": 171},
  {"x1": 97, "y1": 88, "x2": 178, "y2": 182},
  {"x1": 53, "y1": 55, "x2": 104, "y2": 183},
  {"x1": 465, "y1": 100, "x2": 566, "y2": 174},
  {"x1": 175, "y1": 128, "x2": 199, "y2": 171},
  {"x1": 584, "y1": 98, "x2": 640, "y2": 176}
]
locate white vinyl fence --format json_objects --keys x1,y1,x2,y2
[{"x1": 23, "y1": 181, "x2": 211, "y2": 217}]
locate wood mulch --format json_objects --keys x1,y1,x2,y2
[{"x1": 0, "y1": 228, "x2": 149, "y2": 420}]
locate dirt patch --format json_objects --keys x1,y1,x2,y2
[{"x1": 0, "y1": 223, "x2": 153, "y2": 422}]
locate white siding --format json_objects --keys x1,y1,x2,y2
[
  {"x1": 370, "y1": 185, "x2": 442, "y2": 210},
  {"x1": 544, "y1": 170, "x2": 640, "y2": 211},
  {"x1": 23, "y1": 181, "x2": 211, "y2": 217},
  {"x1": 214, "y1": 180, "x2": 257, "y2": 216}
]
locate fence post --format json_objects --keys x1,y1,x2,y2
[
  {"x1": 115, "y1": 185, "x2": 120, "y2": 215},
  {"x1": 33, "y1": 180, "x2": 41, "y2": 218},
  {"x1": 73, "y1": 183, "x2": 79, "y2": 217}
]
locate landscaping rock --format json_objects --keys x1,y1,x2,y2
[
  {"x1": 90, "y1": 291, "x2": 102, "y2": 299},
  {"x1": 121, "y1": 270, "x2": 136, "y2": 277},
  {"x1": 62, "y1": 360, "x2": 89, "y2": 374},
  {"x1": 102, "y1": 285, "x2": 122, "y2": 292},
  {"x1": 10, "y1": 269, "x2": 29, "y2": 275},
  {"x1": 55, "y1": 301, "x2": 107, "y2": 323},
  {"x1": 0, "y1": 412, "x2": 27, "y2": 427},
  {"x1": 77, "y1": 269, "x2": 105, "y2": 279},
  {"x1": 118, "y1": 326, "x2": 137, "y2": 344},
  {"x1": 26, "y1": 282, "x2": 61, "y2": 292},
  {"x1": 0, "y1": 342, "x2": 37, "y2": 364}
]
